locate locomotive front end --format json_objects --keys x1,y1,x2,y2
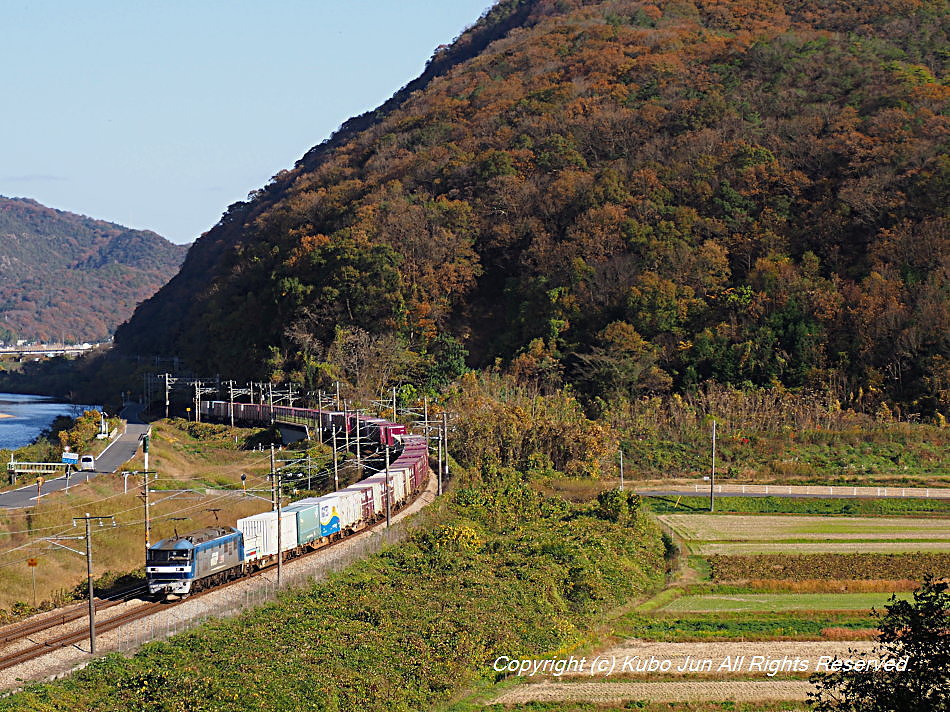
[{"x1": 146, "y1": 539, "x2": 196, "y2": 596}]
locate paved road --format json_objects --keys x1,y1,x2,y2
[
  {"x1": 0, "y1": 403, "x2": 149, "y2": 509},
  {"x1": 637, "y1": 483, "x2": 950, "y2": 500}
]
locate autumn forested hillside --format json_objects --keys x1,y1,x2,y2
[
  {"x1": 0, "y1": 197, "x2": 187, "y2": 343},
  {"x1": 116, "y1": 0, "x2": 948, "y2": 415}
]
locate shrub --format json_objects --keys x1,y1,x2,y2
[
  {"x1": 595, "y1": 489, "x2": 642, "y2": 523},
  {"x1": 809, "y1": 577, "x2": 950, "y2": 711}
]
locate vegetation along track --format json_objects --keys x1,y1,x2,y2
[
  {"x1": 0, "y1": 473, "x2": 432, "y2": 675},
  {"x1": 0, "y1": 597, "x2": 128, "y2": 649},
  {"x1": 0, "y1": 601, "x2": 164, "y2": 671}
]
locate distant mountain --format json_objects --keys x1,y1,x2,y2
[
  {"x1": 116, "y1": 0, "x2": 947, "y2": 413},
  {"x1": 0, "y1": 197, "x2": 188, "y2": 343}
]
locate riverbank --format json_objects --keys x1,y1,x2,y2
[{"x1": 0, "y1": 393, "x2": 100, "y2": 451}]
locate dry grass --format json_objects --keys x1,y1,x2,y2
[
  {"x1": 492, "y1": 680, "x2": 815, "y2": 704},
  {"x1": 534, "y1": 477, "x2": 607, "y2": 502},
  {"x1": 0, "y1": 420, "x2": 283, "y2": 611},
  {"x1": 821, "y1": 627, "x2": 878, "y2": 640},
  {"x1": 748, "y1": 578, "x2": 920, "y2": 593},
  {"x1": 697, "y1": 541, "x2": 950, "y2": 554},
  {"x1": 659, "y1": 514, "x2": 950, "y2": 542}
]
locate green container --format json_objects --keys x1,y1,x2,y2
[{"x1": 284, "y1": 502, "x2": 321, "y2": 545}]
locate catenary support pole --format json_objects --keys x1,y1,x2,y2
[
  {"x1": 331, "y1": 423, "x2": 339, "y2": 490},
  {"x1": 385, "y1": 446, "x2": 391, "y2": 528},
  {"x1": 84, "y1": 515, "x2": 95, "y2": 653},
  {"x1": 441, "y1": 411, "x2": 449, "y2": 493},
  {"x1": 619, "y1": 447, "x2": 624, "y2": 491},
  {"x1": 710, "y1": 419, "x2": 716, "y2": 512}
]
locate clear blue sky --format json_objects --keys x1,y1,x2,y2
[{"x1": 1, "y1": 1, "x2": 494, "y2": 244}]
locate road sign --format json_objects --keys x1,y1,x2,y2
[
  {"x1": 61, "y1": 452, "x2": 79, "y2": 465},
  {"x1": 27, "y1": 558, "x2": 38, "y2": 567}
]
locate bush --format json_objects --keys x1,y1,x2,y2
[
  {"x1": 809, "y1": 576, "x2": 950, "y2": 711},
  {"x1": 595, "y1": 489, "x2": 642, "y2": 523},
  {"x1": 0, "y1": 473, "x2": 665, "y2": 711}
]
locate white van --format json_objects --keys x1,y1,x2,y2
[{"x1": 79, "y1": 455, "x2": 95, "y2": 471}]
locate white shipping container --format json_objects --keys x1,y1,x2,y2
[
  {"x1": 364, "y1": 469, "x2": 408, "y2": 509},
  {"x1": 349, "y1": 479, "x2": 383, "y2": 517},
  {"x1": 236, "y1": 510, "x2": 299, "y2": 561},
  {"x1": 318, "y1": 491, "x2": 362, "y2": 532},
  {"x1": 391, "y1": 468, "x2": 409, "y2": 504}
]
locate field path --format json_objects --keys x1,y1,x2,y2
[
  {"x1": 490, "y1": 640, "x2": 876, "y2": 704},
  {"x1": 492, "y1": 680, "x2": 814, "y2": 703},
  {"x1": 594, "y1": 639, "x2": 875, "y2": 673}
]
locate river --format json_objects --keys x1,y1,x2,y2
[{"x1": 0, "y1": 393, "x2": 102, "y2": 450}]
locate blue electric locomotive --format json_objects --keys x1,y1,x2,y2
[
  {"x1": 145, "y1": 401, "x2": 431, "y2": 600},
  {"x1": 146, "y1": 526, "x2": 244, "y2": 597}
]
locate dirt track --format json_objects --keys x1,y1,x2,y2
[
  {"x1": 492, "y1": 680, "x2": 814, "y2": 703},
  {"x1": 589, "y1": 639, "x2": 875, "y2": 675},
  {"x1": 489, "y1": 639, "x2": 881, "y2": 704}
]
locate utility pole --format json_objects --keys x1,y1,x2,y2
[
  {"x1": 619, "y1": 447, "x2": 624, "y2": 491},
  {"x1": 143, "y1": 431, "x2": 150, "y2": 474},
  {"x1": 710, "y1": 419, "x2": 716, "y2": 512},
  {"x1": 317, "y1": 391, "x2": 324, "y2": 444},
  {"x1": 331, "y1": 422, "x2": 339, "y2": 490},
  {"x1": 437, "y1": 413, "x2": 443, "y2": 496},
  {"x1": 342, "y1": 399, "x2": 350, "y2": 450},
  {"x1": 164, "y1": 373, "x2": 170, "y2": 419},
  {"x1": 271, "y1": 445, "x2": 282, "y2": 587},
  {"x1": 228, "y1": 381, "x2": 235, "y2": 427},
  {"x1": 45, "y1": 514, "x2": 115, "y2": 655},
  {"x1": 143, "y1": 472, "x2": 151, "y2": 549},
  {"x1": 335, "y1": 381, "x2": 341, "y2": 409},
  {"x1": 392, "y1": 386, "x2": 397, "y2": 418},
  {"x1": 81, "y1": 514, "x2": 104, "y2": 653},
  {"x1": 384, "y1": 446, "x2": 391, "y2": 528},
  {"x1": 441, "y1": 411, "x2": 449, "y2": 494}
]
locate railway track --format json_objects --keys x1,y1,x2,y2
[
  {"x1": 0, "y1": 474, "x2": 432, "y2": 675},
  {"x1": 0, "y1": 585, "x2": 150, "y2": 649},
  {"x1": 0, "y1": 601, "x2": 164, "y2": 671}
]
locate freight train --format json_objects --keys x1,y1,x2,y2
[{"x1": 145, "y1": 401, "x2": 428, "y2": 597}]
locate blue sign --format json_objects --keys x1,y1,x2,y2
[{"x1": 61, "y1": 452, "x2": 79, "y2": 464}]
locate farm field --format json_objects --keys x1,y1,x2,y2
[
  {"x1": 645, "y1": 495, "x2": 950, "y2": 516},
  {"x1": 660, "y1": 592, "x2": 909, "y2": 613},
  {"x1": 706, "y1": 552, "x2": 950, "y2": 581},
  {"x1": 659, "y1": 514, "x2": 950, "y2": 541},
  {"x1": 616, "y1": 610, "x2": 878, "y2": 642},
  {"x1": 490, "y1": 680, "x2": 815, "y2": 705},
  {"x1": 475, "y1": 700, "x2": 809, "y2": 712},
  {"x1": 696, "y1": 541, "x2": 950, "y2": 554},
  {"x1": 534, "y1": 502, "x2": 944, "y2": 709},
  {"x1": 659, "y1": 514, "x2": 950, "y2": 555}
]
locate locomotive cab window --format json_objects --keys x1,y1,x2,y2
[{"x1": 147, "y1": 550, "x2": 189, "y2": 563}]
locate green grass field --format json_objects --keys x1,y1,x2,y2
[
  {"x1": 659, "y1": 513, "x2": 950, "y2": 555},
  {"x1": 646, "y1": 496, "x2": 950, "y2": 516},
  {"x1": 614, "y1": 610, "x2": 879, "y2": 642},
  {"x1": 660, "y1": 592, "x2": 910, "y2": 613}
]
